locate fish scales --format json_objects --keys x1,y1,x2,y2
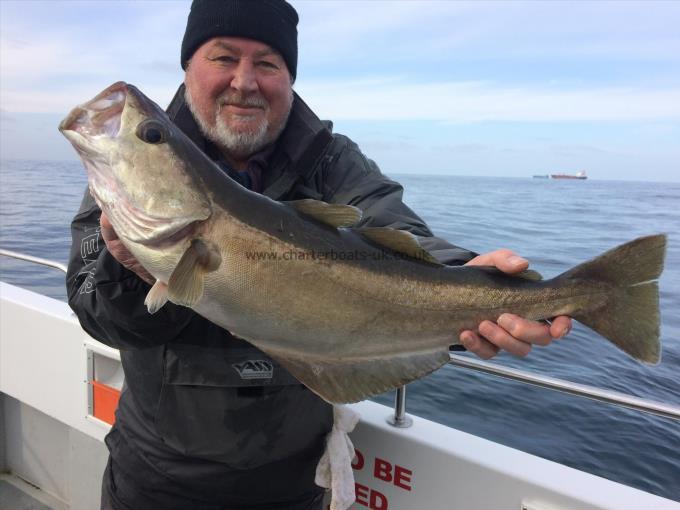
[{"x1": 60, "y1": 82, "x2": 665, "y2": 403}]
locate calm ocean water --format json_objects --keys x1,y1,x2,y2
[{"x1": 1, "y1": 159, "x2": 679, "y2": 501}]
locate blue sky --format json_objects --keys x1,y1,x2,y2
[{"x1": 1, "y1": 0, "x2": 679, "y2": 181}]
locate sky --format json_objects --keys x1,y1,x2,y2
[{"x1": 1, "y1": 0, "x2": 679, "y2": 181}]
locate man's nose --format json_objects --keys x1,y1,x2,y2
[{"x1": 231, "y1": 61, "x2": 259, "y2": 94}]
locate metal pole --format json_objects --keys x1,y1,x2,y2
[
  {"x1": 449, "y1": 354, "x2": 680, "y2": 421},
  {"x1": 0, "y1": 249, "x2": 68, "y2": 273},
  {"x1": 386, "y1": 385, "x2": 413, "y2": 428}
]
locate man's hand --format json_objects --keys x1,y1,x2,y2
[
  {"x1": 459, "y1": 249, "x2": 572, "y2": 360},
  {"x1": 100, "y1": 213, "x2": 155, "y2": 285}
]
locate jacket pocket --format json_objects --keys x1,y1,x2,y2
[{"x1": 154, "y1": 343, "x2": 331, "y2": 469}]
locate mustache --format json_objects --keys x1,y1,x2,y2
[{"x1": 217, "y1": 92, "x2": 268, "y2": 110}]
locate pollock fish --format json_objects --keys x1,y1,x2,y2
[{"x1": 59, "y1": 82, "x2": 665, "y2": 404}]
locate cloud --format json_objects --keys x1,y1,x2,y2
[
  {"x1": 1, "y1": 0, "x2": 678, "y2": 181},
  {"x1": 145, "y1": 60, "x2": 183, "y2": 75},
  {"x1": 0, "y1": 37, "x2": 111, "y2": 81},
  {"x1": 0, "y1": 0, "x2": 187, "y2": 113},
  {"x1": 550, "y1": 144, "x2": 610, "y2": 157},
  {"x1": 356, "y1": 136, "x2": 680, "y2": 182},
  {"x1": 2, "y1": 0, "x2": 679, "y2": 117},
  {"x1": 294, "y1": 0, "x2": 680, "y2": 67},
  {"x1": 296, "y1": 78, "x2": 680, "y2": 122},
  {"x1": 1, "y1": 84, "x2": 180, "y2": 114}
]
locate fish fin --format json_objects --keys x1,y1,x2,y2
[
  {"x1": 474, "y1": 266, "x2": 543, "y2": 281},
  {"x1": 167, "y1": 239, "x2": 222, "y2": 308},
  {"x1": 145, "y1": 280, "x2": 169, "y2": 314},
  {"x1": 561, "y1": 234, "x2": 666, "y2": 364},
  {"x1": 358, "y1": 227, "x2": 443, "y2": 265},
  {"x1": 267, "y1": 348, "x2": 450, "y2": 403},
  {"x1": 517, "y1": 269, "x2": 543, "y2": 280},
  {"x1": 285, "y1": 199, "x2": 363, "y2": 228}
]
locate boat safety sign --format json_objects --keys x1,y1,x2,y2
[{"x1": 334, "y1": 448, "x2": 413, "y2": 509}]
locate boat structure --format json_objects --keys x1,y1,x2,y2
[
  {"x1": 1, "y1": 249, "x2": 679, "y2": 509},
  {"x1": 551, "y1": 171, "x2": 588, "y2": 180}
]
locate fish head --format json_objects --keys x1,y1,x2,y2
[{"x1": 59, "y1": 81, "x2": 212, "y2": 246}]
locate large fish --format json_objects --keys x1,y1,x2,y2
[{"x1": 59, "y1": 82, "x2": 665, "y2": 403}]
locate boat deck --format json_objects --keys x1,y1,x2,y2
[{"x1": 0, "y1": 475, "x2": 64, "y2": 510}]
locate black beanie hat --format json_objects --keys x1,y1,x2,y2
[{"x1": 181, "y1": 0, "x2": 299, "y2": 79}]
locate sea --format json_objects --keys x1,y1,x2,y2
[{"x1": 1, "y1": 159, "x2": 679, "y2": 502}]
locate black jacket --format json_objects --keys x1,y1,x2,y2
[{"x1": 66, "y1": 85, "x2": 476, "y2": 506}]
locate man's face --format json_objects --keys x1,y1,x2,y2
[{"x1": 184, "y1": 37, "x2": 294, "y2": 161}]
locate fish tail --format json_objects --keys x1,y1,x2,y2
[{"x1": 559, "y1": 234, "x2": 666, "y2": 364}]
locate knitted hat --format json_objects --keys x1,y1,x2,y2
[{"x1": 181, "y1": 0, "x2": 299, "y2": 79}]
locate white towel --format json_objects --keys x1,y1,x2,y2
[{"x1": 315, "y1": 405, "x2": 361, "y2": 510}]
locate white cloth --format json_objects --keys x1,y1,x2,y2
[{"x1": 315, "y1": 404, "x2": 361, "y2": 510}]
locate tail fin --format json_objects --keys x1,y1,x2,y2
[{"x1": 560, "y1": 234, "x2": 666, "y2": 364}]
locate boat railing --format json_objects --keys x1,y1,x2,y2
[
  {"x1": 444, "y1": 355, "x2": 680, "y2": 421},
  {"x1": 0, "y1": 248, "x2": 68, "y2": 274},
  {"x1": 3, "y1": 248, "x2": 680, "y2": 426}
]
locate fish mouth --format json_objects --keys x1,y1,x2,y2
[
  {"x1": 60, "y1": 82, "x2": 211, "y2": 246},
  {"x1": 59, "y1": 82, "x2": 129, "y2": 207},
  {"x1": 59, "y1": 81, "x2": 128, "y2": 142}
]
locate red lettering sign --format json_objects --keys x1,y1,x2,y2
[
  {"x1": 372, "y1": 457, "x2": 413, "y2": 491},
  {"x1": 355, "y1": 483, "x2": 370, "y2": 507},
  {"x1": 373, "y1": 457, "x2": 392, "y2": 482},
  {"x1": 394, "y1": 465, "x2": 412, "y2": 491},
  {"x1": 352, "y1": 449, "x2": 365, "y2": 471},
  {"x1": 370, "y1": 489, "x2": 389, "y2": 509},
  {"x1": 354, "y1": 483, "x2": 389, "y2": 510}
]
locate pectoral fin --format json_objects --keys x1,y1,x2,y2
[
  {"x1": 167, "y1": 239, "x2": 222, "y2": 308},
  {"x1": 145, "y1": 280, "x2": 169, "y2": 314}
]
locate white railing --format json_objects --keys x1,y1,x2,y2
[{"x1": 0, "y1": 248, "x2": 68, "y2": 273}]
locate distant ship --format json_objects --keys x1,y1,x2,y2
[
  {"x1": 532, "y1": 174, "x2": 549, "y2": 179},
  {"x1": 551, "y1": 171, "x2": 587, "y2": 180}
]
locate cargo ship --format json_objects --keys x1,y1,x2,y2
[{"x1": 551, "y1": 171, "x2": 587, "y2": 180}]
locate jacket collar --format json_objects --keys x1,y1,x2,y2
[{"x1": 165, "y1": 84, "x2": 332, "y2": 197}]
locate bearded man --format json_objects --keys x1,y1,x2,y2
[{"x1": 66, "y1": 1, "x2": 571, "y2": 508}]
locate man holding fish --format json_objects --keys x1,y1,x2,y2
[{"x1": 65, "y1": 1, "x2": 576, "y2": 508}]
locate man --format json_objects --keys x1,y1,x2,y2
[{"x1": 66, "y1": 1, "x2": 572, "y2": 509}]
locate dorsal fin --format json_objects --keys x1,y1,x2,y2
[
  {"x1": 358, "y1": 227, "x2": 442, "y2": 265},
  {"x1": 474, "y1": 266, "x2": 543, "y2": 281},
  {"x1": 285, "y1": 199, "x2": 362, "y2": 228}
]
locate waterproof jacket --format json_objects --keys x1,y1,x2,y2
[{"x1": 66, "y1": 85, "x2": 477, "y2": 506}]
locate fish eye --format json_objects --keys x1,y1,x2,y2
[{"x1": 136, "y1": 120, "x2": 167, "y2": 144}]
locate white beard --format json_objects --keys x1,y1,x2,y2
[{"x1": 185, "y1": 87, "x2": 292, "y2": 160}]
